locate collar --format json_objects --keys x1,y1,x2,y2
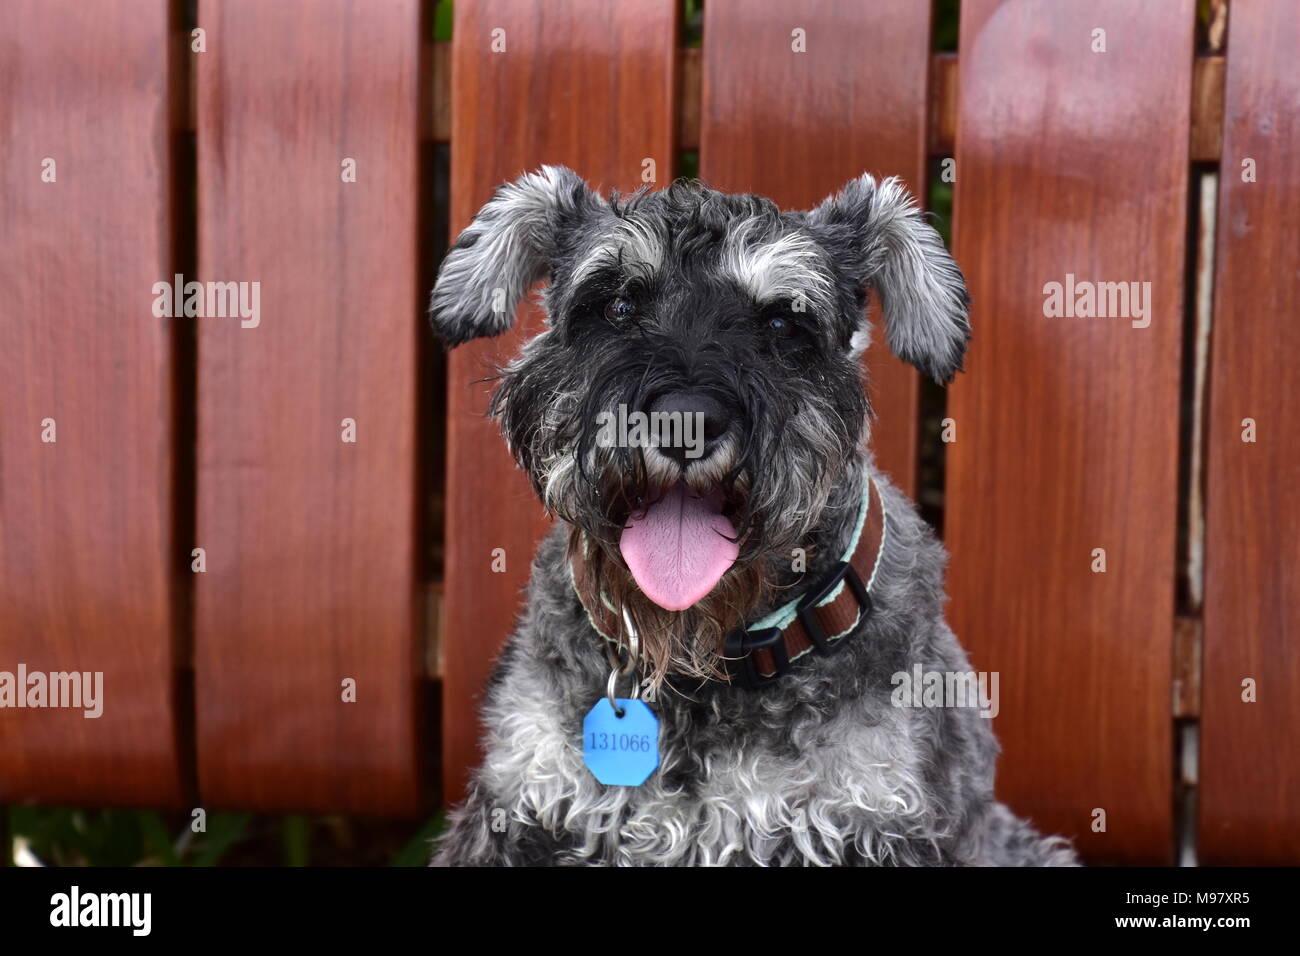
[{"x1": 570, "y1": 474, "x2": 888, "y2": 691}]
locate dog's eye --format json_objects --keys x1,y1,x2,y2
[
  {"x1": 604, "y1": 297, "x2": 637, "y2": 324},
  {"x1": 767, "y1": 316, "x2": 799, "y2": 339}
]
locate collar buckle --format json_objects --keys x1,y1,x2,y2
[
  {"x1": 723, "y1": 626, "x2": 789, "y2": 690},
  {"x1": 796, "y1": 560, "x2": 873, "y2": 655}
]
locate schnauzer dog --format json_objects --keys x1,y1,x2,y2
[{"x1": 428, "y1": 166, "x2": 1076, "y2": 866}]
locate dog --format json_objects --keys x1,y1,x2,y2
[{"x1": 427, "y1": 166, "x2": 1077, "y2": 866}]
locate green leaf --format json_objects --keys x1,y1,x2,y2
[
  {"x1": 189, "y1": 813, "x2": 251, "y2": 867},
  {"x1": 434, "y1": 0, "x2": 453, "y2": 42},
  {"x1": 391, "y1": 812, "x2": 447, "y2": 867},
  {"x1": 282, "y1": 815, "x2": 310, "y2": 868},
  {"x1": 136, "y1": 811, "x2": 180, "y2": 866}
]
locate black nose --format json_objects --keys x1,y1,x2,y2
[{"x1": 646, "y1": 390, "x2": 731, "y2": 467}]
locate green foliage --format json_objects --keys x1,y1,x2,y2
[
  {"x1": 281, "y1": 815, "x2": 310, "y2": 867},
  {"x1": 679, "y1": 151, "x2": 700, "y2": 181},
  {"x1": 390, "y1": 812, "x2": 447, "y2": 867},
  {"x1": 683, "y1": 0, "x2": 704, "y2": 47},
  {"x1": 188, "y1": 813, "x2": 252, "y2": 867},
  {"x1": 433, "y1": 0, "x2": 453, "y2": 42},
  {"x1": 7, "y1": 805, "x2": 446, "y2": 867},
  {"x1": 7, "y1": 806, "x2": 249, "y2": 867},
  {"x1": 934, "y1": 0, "x2": 960, "y2": 52},
  {"x1": 929, "y1": 174, "x2": 954, "y2": 248}
]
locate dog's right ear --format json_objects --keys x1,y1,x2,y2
[{"x1": 429, "y1": 165, "x2": 602, "y2": 347}]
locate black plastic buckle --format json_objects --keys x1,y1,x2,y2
[
  {"x1": 796, "y1": 561, "x2": 872, "y2": 655},
  {"x1": 723, "y1": 626, "x2": 789, "y2": 690}
]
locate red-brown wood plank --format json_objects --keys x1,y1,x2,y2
[
  {"x1": 947, "y1": 0, "x2": 1193, "y2": 863},
  {"x1": 0, "y1": 0, "x2": 184, "y2": 806},
  {"x1": 699, "y1": 0, "x2": 932, "y2": 494},
  {"x1": 194, "y1": 0, "x2": 424, "y2": 814},
  {"x1": 443, "y1": 0, "x2": 679, "y2": 804},
  {"x1": 1199, "y1": 0, "x2": 1300, "y2": 865}
]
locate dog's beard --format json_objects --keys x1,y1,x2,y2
[
  {"x1": 565, "y1": 447, "x2": 852, "y2": 691},
  {"x1": 539, "y1": 425, "x2": 860, "y2": 689},
  {"x1": 571, "y1": 527, "x2": 770, "y2": 689},
  {"x1": 562, "y1": 445, "x2": 765, "y2": 689}
]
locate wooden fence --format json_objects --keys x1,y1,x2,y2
[{"x1": 1, "y1": 0, "x2": 1295, "y2": 865}]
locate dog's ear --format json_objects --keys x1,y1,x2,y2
[
  {"x1": 429, "y1": 165, "x2": 603, "y2": 347},
  {"x1": 807, "y1": 173, "x2": 970, "y2": 384}
]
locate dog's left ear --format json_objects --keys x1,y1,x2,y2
[
  {"x1": 429, "y1": 165, "x2": 603, "y2": 347},
  {"x1": 806, "y1": 173, "x2": 970, "y2": 384}
]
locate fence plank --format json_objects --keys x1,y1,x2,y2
[
  {"x1": 1200, "y1": 0, "x2": 1300, "y2": 865},
  {"x1": 947, "y1": 0, "x2": 1193, "y2": 863},
  {"x1": 194, "y1": 0, "x2": 424, "y2": 814},
  {"x1": 443, "y1": 0, "x2": 679, "y2": 804},
  {"x1": 0, "y1": 0, "x2": 184, "y2": 806},
  {"x1": 699, "y1": 0, "x2": 932, "y2": 494}
]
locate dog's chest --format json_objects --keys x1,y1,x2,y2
[{"x1": 482, "y1": 681, "x2": 935, "y2": 866}]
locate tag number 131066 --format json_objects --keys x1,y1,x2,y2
[{"x1": 588, "y1": 732, "x2": 653, "y2": 753}]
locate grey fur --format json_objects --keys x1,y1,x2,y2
[
  {"x1": 429, "y1": 168, "x2": 1074, "y2": 867},
  {"x1": 429, "y1": 165, "x2": 604, "y2": 346},
  {"x1": 807, "y1": 173, "x2": 972, "y2": 384},
  {"x1": 432, "y1": 462, "x2": 1075, "y2": 866}
]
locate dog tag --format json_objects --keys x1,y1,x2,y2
[{"x1": 583, "y1": 698, "x2": 660, "y2": 786}]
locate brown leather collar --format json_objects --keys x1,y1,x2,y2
[{"x1": 570, "y1": 476, "x2": 887, "y2": 690}]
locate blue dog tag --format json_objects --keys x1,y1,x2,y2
[{"x1": 583, "y1": 698, "x2": 660, "y2": 786}]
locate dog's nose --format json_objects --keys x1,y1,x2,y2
[{"x1": 647, "y1": 390, "x2": 731, "y2": 467}]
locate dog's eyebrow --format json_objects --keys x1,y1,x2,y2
[
  {"x1": 720, "y1": 222, "x2": 834, "y2": 312},
  {"x1": 570, "y1": 217, "x2": 664, "y2": 287}
]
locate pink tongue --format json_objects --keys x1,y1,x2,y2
[{"x1": 619, "y1": 482, "x2": 739, "y2": 611}]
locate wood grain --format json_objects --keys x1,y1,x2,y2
[
  {"x1": 699, "y1": 0, "x2": 932, "y2": 495},
  {"x1": 431, "y1": 45, "x2": 1227, "y2": 162},
  {"x1": 442, "y1": 0, "x2": 679, "y2": 805},
  {"x1": 1199, "y1": 0, "x2": 1300, "y2": 864},
  {"x1": 932, "y1": 54, "x2": 1221, "y2": 161},
  {"x1": 0, "y1": 0, "x2": 184, "y2": 807},
  {"x1": 947, "y1": 0, "x2": 1193, "y2": 863},
  {"x1": 194, "y1": 0, "x2": 424, "y2": 814}
]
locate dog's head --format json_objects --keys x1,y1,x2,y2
[{"x1": 431, "y1": 166, "x2": 969, "y2": 684}]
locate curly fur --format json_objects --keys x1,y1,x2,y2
[{"x1": 431, "y1": 468, "x2": 1075, "y2": 866}]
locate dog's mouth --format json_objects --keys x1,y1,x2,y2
[{"x1": 618, "y1": 480, "x2": 740, "y2": 611}]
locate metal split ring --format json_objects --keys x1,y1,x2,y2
[
  {"x1": 619, "y1": 607, "x2": 639, "y2": 675},
  {"x1": 605, "y1": 609, "x2": 642, "y2": 716},
  {"x1": 605, "y1": 665, "x2": 642, "y2": 716}
]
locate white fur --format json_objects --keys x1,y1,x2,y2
[{"x1": 720, "y1": 220, "x2": 835, "y2": 314}]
